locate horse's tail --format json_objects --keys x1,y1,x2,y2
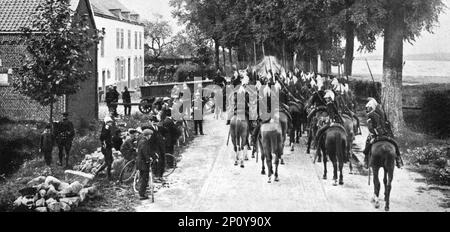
[{"x1": 335, "y1": 129, "x2": 345, "y2": 163}]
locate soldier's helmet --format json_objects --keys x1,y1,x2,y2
[
  {"x1": 324, "y1": 90, "x2": 335, "y2": 103},
  {"x1": 365, "y1": 98, "x2": 378, "y2": 113}
]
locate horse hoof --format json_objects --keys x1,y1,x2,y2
[
  {"x1": 339, "y1": 181, "x2": 344, "y2": 185},
  {"x1": 291, "y1": 147, "x2": 294, "y2": 152},
  {"x1": 374, "y1": 202, "x2": 380, "y2": 209},
  {"x1": 385, "y1": 207, "x2": 390, "y2": 212},
  {"x1": 281, "y1": 161, "x2": 285, "y2": 165},
  {"x1": 245, "y1": 158, "x2": 249, "y2": 161},
  {"x1": 252, "y1": 155, "x2": 255, "y2": 159},
  {"x1": 261, "y1": 170, "x2": 266, "y2": 175},
  {"x1": 240, "y1": 165, "x2": 245, "y2": 168},
  {"x1": 234, "y1": 161, "x2": 238, "y2": 166},
  {"x1": 333, "y1": 180, "x2": 338, "y2": 186},
  {"x1": 323, "y1": 176, "x2": 327, "y2": 180},
  {"x1": 275, "y1": 177, "x2": 280, "y2": 182}
]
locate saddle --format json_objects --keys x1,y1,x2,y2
[
  {"x1": 306, "y1": 106, "x2": 328, "y2": 127},
  {"x1": 314, "y1": 123, "x2": 348, "y2": 149},
  {"x1": 371, "y1": 136, "x2": 401, "y2": 156}
]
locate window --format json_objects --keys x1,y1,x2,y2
[
  {"x1": 100, "y1": 37, "x2": 104, "y2": 57},
  {"x1": 128, "y1": 30, "x2": 131, "y2": 49},
  {"x1": 139, "y1": 57, "x2": 143, "y2": 76},
  {"x1": 139, "y1": 32, "x2": 142, "y2": 49},
  {"x1": 135, "y1": 31, "x2": 138, "y2": 49},
  {"x1": 121, "y1": 29, "x2": 124, "y2": 49},
  {"x1": 115, "y1": 59, "x2": 120, "y2": 80},
  {"x1": 0, "y1": 73, "x2": 8, "y2": 86},
  {"x1": 134, "y1": 57, "x2": 138, "y2": 77},
  {"x1": 116, "y1": 29, "x2": 120, "y2": 49}
]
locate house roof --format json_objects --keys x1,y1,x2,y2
[
  {"x1": 0, "y1": 0, "x2": 41, "y2": 32},
  {"x1": 0, "y1": 0, "x2": 93, "y2": 33},
  {"x1": 90, "y1": 0, "x2": 142, "y2": 25}
]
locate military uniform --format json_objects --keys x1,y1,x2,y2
[
  {"x1": 363, "y1": 106, "x2": 402, "y2": 168},
  {"x1": 55, "y1": 115, "x2": 75, "y2": 167}
]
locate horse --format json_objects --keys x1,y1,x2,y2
[
  {"x1": 259, "y1": 110, "x2": 290, "y2": 183},
  {"x1": 370, "y1": 140, "x2": 396, "y2": 211},
  {"x1": 288, "y1": 101, "x2": 306, "y2": 152},
  {"x1": 341, "y1": 113, "x2": 356, "y2": 174},
  {"x1": 230, "y1": 114, "x2": 249, "y2": 168},
  {"x1": 306, "y1": 106, "x2": 328, "y2": 154},
  {"x1": 317, "y1": 124, "x2": 348, "y2": 186}
]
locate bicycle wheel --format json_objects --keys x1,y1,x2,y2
[
  {"x1": 164, "y1": 153, "x2": 178, "y2": 178},
  {"x1": 133, "y1": 171, "x2": 140, "y2": 193},
  {"x1": 119, "y1": 160, "x2": 136, "y2": 184},
  {"x1": 149, "y1": 170, "x2": 154, "y2": 203},
  {"x1": 133, "y1": 170, "x2": 155, "y2": 203}
]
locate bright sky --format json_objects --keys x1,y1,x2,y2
[{"x1": 121, "y1": 0, "x2": 450, "y2": 55}]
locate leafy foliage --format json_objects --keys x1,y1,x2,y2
[
  {"x1": 12, "y1": 0, "x2": 100, "y2": 122},
  {"x1": 143, "y1": 14, "x2": 174, "y2": 59}
]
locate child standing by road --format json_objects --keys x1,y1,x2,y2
[{"x1": 40, "y1": 124, "x2": 54, "y2": 166}]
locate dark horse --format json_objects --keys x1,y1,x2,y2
[
  {"x1": 317, "y1": 124, "x2": 348, "y2": 186},
  {"x1": 288, "y1": 101, "x2": 306, "y2": 152},
  {"x1": 370, "y1": 139, "x2": 396, "y2": 211},
  {"x1": 259, "y1": 110, "x2": 290, "y2": 183},
  {"x1": 306, "y1": 106, "x2": 328, "y2": 154}
]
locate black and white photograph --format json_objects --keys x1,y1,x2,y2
[{"x1": 0, "y1": 0, "x2": 449, "y2": 215}]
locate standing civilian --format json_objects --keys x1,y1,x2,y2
[{"x1": 122, "y1": 87, "x2": 131, "y2": 116}]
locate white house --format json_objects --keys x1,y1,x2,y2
[{"x1": 90, "y1": 0, "x2": 145, "y2": 95}]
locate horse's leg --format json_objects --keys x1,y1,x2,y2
[
  {"x1": 266, "y1": 153, "x2": 273, "y2": 183},
  {"x1": 261, "y1": 151, "x2": 266, "y2": 175},
  {"x1": 372, "y1": 167, "x2": 381, "y2": 209},
  {"x1": 306, "y1": 131, "x2": 312, "y2": 154},
  {"x1": 385, "y1": 168, "x2": 394, "y2": 212},
  {"x1": 241, "y1": 144, "x2": 246, "y2": 168},
  {"x1": 233, "y1": 142, "x2": 239, "y2": 166},
  {"x1": 332, "y1": 159, "x2": 338, "y2": 186},
  {"x1": 322, "y1": 149, "x2": 327, "y2": 180},
  {"x1": 339, "y1": 159, "x2": 344, "y2": 185}
]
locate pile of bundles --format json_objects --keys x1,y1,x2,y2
[
  {"x1": 13, "y1": 172, "x2": 98, "y2": 212},
  {"x1": 74, "y1": 148, "x2": 125, "y2": 176}
]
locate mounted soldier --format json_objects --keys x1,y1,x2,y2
[
  {"x1": 324, "y1": 90, "x2": 344, "y2": 125},
  {"x1": 363, "y1": 98, "x2": 403, "y2": 169},
  {"x1": 331, "y1": 78, "x2": 361, "y2": 135}
]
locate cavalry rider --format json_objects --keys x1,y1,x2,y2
[
  {"x1": 324, "y1": 90, "x2": 344, "y2": 124},
  {"x1": 363, "y1": 98, "x2": 403, "y2": 169},
  {"x1": 332, "y1": 78, "x2": 361, "y2": 135}
]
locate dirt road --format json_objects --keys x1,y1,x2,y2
[{"x1": 136, "y1": 115, "x2": 449, "y2": 212}]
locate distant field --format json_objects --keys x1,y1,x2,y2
[{"x1": 332, "y1": 59, "x2": 450, "y2": 85}]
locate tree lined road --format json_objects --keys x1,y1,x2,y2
[{"x1": 136, "y1": 114, "x2": 448, "y2": 212}]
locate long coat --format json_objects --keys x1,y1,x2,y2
[{"x1": 136, "y1": 133, "x2": 165, "y2": 171}]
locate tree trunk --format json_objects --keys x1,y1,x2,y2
[
  {"x1": 262, "y1": 42, "x2": 266, "y2": 57},
  {"x1": 222, "y1": 46, "x2": 226, "y2": 71},
  {"x1": 344, "y1": 24, "x2": 355, "y2": 77},
  {"x1": 229, "y1": 47, "x2": 233, "y2": 65},
  {"x1": 49, "y1": 102, "x2": 54, "y2": 134},
  {"x1": 253, "y1": 41, "x2": 257, "y2": 65},
  {"x1": 214, "y1": 39, "x2": 220, "y2": 70},
  {"x1": 310, "y1": 53, "x2": 318, "y2": 73},
  {"x1": 282, "y1": 40, "x2": 286, "y2": 69},
  {"x1": 382, "y1": 0, "x2": 405, "y2": 135}
]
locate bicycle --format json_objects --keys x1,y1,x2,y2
[
  {"x1": 133, "y1": 157, "x2": 156, "y2": 203},
  {"x1": 119, "y1": 152, "x2": 179, "y2": 184}
]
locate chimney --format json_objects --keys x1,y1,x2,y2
[
  {"x1": 109, "y1": 9, "x2": 122, "y2": 19},
  {"x1": 122, "y1": 11, "x2": 131, "y2": 20},
  {"x1": 130, "y1": 13, "x2": 140, "y2": 22}
]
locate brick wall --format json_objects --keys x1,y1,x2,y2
[{"x1": 0, "y1": 0, "x2": 99, "y2": 127}]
